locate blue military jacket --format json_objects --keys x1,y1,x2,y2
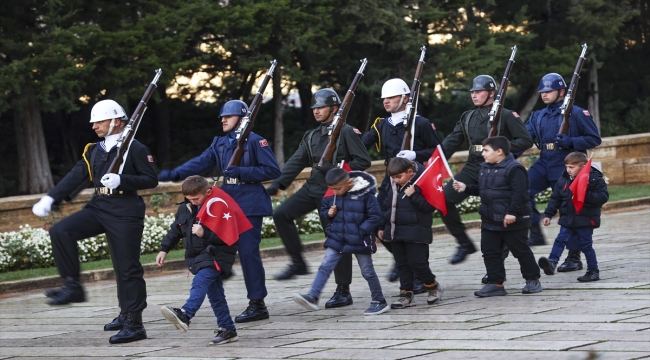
[
  {"x1": 170, "y1": 131, "x2": 281, "y2": 217},
  {"x1": 526, "y1": 102, "x2": 601, "y2": 181}
]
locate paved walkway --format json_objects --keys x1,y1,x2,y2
[{"x1": 1, "y1": 208, "x2": 649, "y2": 360}]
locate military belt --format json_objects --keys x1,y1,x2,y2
[
  {"x1": 223, "y1": 177, "x2": 252, "y2": 185},
  {"x1": 95, "y1": 187, "x2": 123, "y2": 195},
  {"x1": 542, "y1": 143, "x2": 557, "y2": 151},
  {"x1": 470, "y1": 145, "x2": 483, "y2": 152}
]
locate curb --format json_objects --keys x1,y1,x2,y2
[{"x1": 2, "y1": 197, "x2": 648, "y2": 295}]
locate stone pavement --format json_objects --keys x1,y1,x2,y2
[{"x1": 0, "y1": 207, "x2": 649, "y2": 360}]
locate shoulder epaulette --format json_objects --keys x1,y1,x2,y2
[{"x1": 82, "y1": 143, "x2": 96, "y2": 181}]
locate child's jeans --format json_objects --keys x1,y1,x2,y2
[
  {"x1": 549, "y1": 226, "x2": 598, "y2": 271},
  {"x1": 182, "y1": 267, "x2": 235, "y2": 331},
  {"x1": 309, "y1": 247, "x2": 385, "y2": 302}
]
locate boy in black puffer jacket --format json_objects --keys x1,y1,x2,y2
[
  {"x1": 156, "y1": 176, "x2": 239, "y2": 345},
  {"x1": 293, "y1": 168, "x2": 389, "y2": 315},
  {"x1": 538, "y1": 152, "x2": 609, "y2": 282},
  {"x1": 453, "y1": 136, "x2": 542, "y2": 297}
]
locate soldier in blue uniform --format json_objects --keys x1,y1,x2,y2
[
  {"x1": 31, "y1": 99, "x2": 158, "y2": 344},
  {"x1": 158, "y1": 100, "x2": 281, "y2": 323},
  {"x1": 525, "y1": 73, "x2": 602, "y2": 271},
  {"x1": 360, "y1": 78, "x2": 442, "y2": 289}
]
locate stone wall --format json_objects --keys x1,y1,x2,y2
[{"x1": 1, "y1": 133, "x2": 648, "y2": 233}]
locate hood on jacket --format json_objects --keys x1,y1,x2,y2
[{"x1": 347, "y1": 171, "x2": 377, "y2": 197}]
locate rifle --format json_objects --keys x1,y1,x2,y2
[
  {"x1": 227, "y1": 59, "x2": 278, "y2": 167},
  {"x1": 107, "y1": 68, "x2": 162, "y2": 174},
  {"x1": 559, "y1": 43, "x2": 588, "y2": 135},
  {"x1": 401, "y1": 46, "x2": 427, "y2": 151},
  {"x1": 488, "y1": 46, "x2": 517, "y2": 138},
  {"x1": 318, "y1": 58, "x2": 368, "y2": 167}
]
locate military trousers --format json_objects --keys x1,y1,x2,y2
[{"x1": 441, "y1": 163, "x2": 479, "y2": 245}]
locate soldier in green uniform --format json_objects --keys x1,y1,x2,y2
[
  {"x1": 266, "y1": 89, "x2": 372, "y2": 305},
  {"x1": 442, "y1": 75, "x2": 534, "y2": 265}
]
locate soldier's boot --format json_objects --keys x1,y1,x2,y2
[
  {"x1": 450, "y1": 236, "x2": 477, "y2": 265},
  {"x1": 109, "y1": 311, "x2": 147, "y2": 344},
  {"x1": 527, "y1": 222, "x2": 546, "y2": 246},
  {"x1": 275, "y1": 255, "x2": 309, "y2": 280},
  {"x1": 46, "y1": 277, "x2": 86, "y2": 306},
  {"x1": 325, "y1": 284, "x2": 353, "y2": 309},
  {"x1": 234, "y1": 299, "x2": 270, "y2": 323},
  {"x1": 557, "y1": 250, "x2": 583, "y2": 272},
  {"x1": 104, "y1": 311, "x2": 127, "y2": 331}
]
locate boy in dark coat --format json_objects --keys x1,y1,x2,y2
[
  {"x1": 293, "y1": 168, "x2": 388, "y2": 315},
  {"x1": 453, "y1": 136, "x2": 542, "y2": 297},
  {"x1": 538, "y1": 152, "x2": 609, "y2": 282},
  {"x1": 156, "y1": 176, "x2": 239, "y2": 345},
  {"x1": 378, "y1": 157, "x2": 443, "y2": 308}
]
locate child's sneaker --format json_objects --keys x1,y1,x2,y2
[
  {"x1": 161, "y1": 306, "x2": 190, "y2": 333},
  {"x1": 474, "y1": 283, "x2": 507, "y2": 297},
  {"x1": 426, "y1": 282, "x2": 444, "y2": 305},
  {"x1": 390, "y1": 290, "x2": 415, "y2": 309},
  {"x1": 538, "y1": 257, "x2": 557, "y2": 275},
  {"x1": 208, "y1": 327, "x2": 238, "y2": 345},
  {"x1": 577, "y1": 270, "x2": 600, "y2": 282},
  {"x1": 293, "y1": 293, "x2": 319, "y2": 311},
  {"x1": 522, "y1": 279, "x2": 543, "y2": 294},
  {"x1": 364, "y1": 300, "x2": 389, "y2": 315}
]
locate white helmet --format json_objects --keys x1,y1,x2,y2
[
  {"x1": 381, "y1": 78, "x2": 410, "y2": 98},
  {"x1": 90, "y1": 100, "x2": 127, "y2": 123}
]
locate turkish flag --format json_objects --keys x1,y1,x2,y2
[
  {"x1": 414, "y1": 145, "x2": 453, "y2": 215},
  {"x1": 196, "y1": 186, "x2": 252, "y2": 246},
  {"x1": 569, "y1": 158, "x2": 592, "y2": 215},
  {"x1": 323, "y1": 161, "x2": 352, "y2": 198}
]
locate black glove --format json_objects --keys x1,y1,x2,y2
[
  {"x1": 315, "y1": 159, "x2": 335, "y2": 176},
  {"x1": 158, "y1": 169, "x2": 179, "y2": 182},
  {"x1": 266, "y1": 182, "x2": 280, "y2": 196}
]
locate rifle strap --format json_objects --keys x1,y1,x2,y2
[
  {"x1": 305, "y1": 127, "x2": 342, "y2": 167},
  {"x1": 83, "y1": 143, "x2": 97, "y2": 181},
  {"x1": 461, "y1": 110, "x2": 476, "y2": 148}
]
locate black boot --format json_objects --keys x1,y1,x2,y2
[
  {"x1": 109, "y1": 311, "x2": 147, "y2": 344},
  {"x1": 234, "y1": 299, "x2": 270, "y2": 323},
  {"x1": 527, "y1": 223, "x2": 546, "y2": 246},
  {"x1": 557, "y1": 251, "x2": 583, "y2": 272},
  {"x1": 412, "y1": 277, "x2": 426, "y2": 294},
  {"x1": 104, "y1": 311, "x2": 127, "y2": 331},
  {"x1": 387, "y1": 263, "x2": 399, "y2": 283},
  {"x1": 450, "y1": 239, "x2": 476, "y2": 265},
  {"x1": 325, "y1": 284, "x2": 353, "y2": 309},
  {"x1": 46, "y1": 277, "x2": 86, "y2": 306},
  {"x1": 274, "y1": 258, "x2": 309, "y2": 281}
]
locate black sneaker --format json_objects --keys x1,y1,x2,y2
[
  {"x1": 160, "y1": 306, "x2": 190, "y2": 333},
  {"x1": 474, "y1": 283, "x2": 507, "y2": 297},
  {"x1": 293, "y1": 293, "x2": 319, "y2": 311},
  {"x1": 538, "y1": 257, "x2": 557, "y2": 276},
  {"x1": 364, "y1": 300, "x2": 389, "y2": 315},
  {"x1": 577, "y1": 270, "x2": 600, "y2": 282},
  {"x1": 209, "y1": 328, "x2": 238, "y2": 345},
  {"x1": 522, "y1": 279, "x2": 543, "y2": 294}
]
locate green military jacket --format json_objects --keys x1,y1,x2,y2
[
  {"x1": 273, "y1": 122, "x2": 371, "y2": 198},
  {"x1": 442, "y1": 106, "x2": 533, "y2": 167}
]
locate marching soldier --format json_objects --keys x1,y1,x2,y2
[
  {"x1": 31, "y1": 99, "x2": 158, "y2": 344},
  {"x1": 158, "y1": 100, "x2": 281, "y2": 323}
]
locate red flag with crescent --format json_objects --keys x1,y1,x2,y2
[
  {"x1": 323, "y1": 160, "x2": 353, "y2": 198},
  {"x1": 414, "y1": 145, "x2": 453, "y2": 215},
  {"x1": 196, "y1": 186, "x2": 252, "y2": 246}
]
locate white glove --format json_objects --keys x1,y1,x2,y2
[
  {"x1": 101, "y1": 173, "x2": 121, "y2": 189},
  {"x1": 396, "y1": 150, "x2": 416, "y2": 161},
  {"x1": 32, "y1": 196, "x2": 55, "y2": 217}
]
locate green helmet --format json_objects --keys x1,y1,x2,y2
[
  {"x1": 470, "y1": 75, "x2": 497, "y2": 91},
  {"x1": 311, "y1": 89, "x2": 341, "y2": 108}
]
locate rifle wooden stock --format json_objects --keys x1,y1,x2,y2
[
  {"x1": 401, "y1": 46, "x2": 427, "y2": 151},
  {"x1": 227, "y1": 59, "x2": 277, "y2": 167},
  {"x1": 488, "y1": 46, "x2": 517, "y2": 138},
  {"x1": 107, "y1": 69, "x2": 162, "y2": 175},
  {"x1": 318, "y1": 58, "x2": 368, "y2": 167},
  {"x1": 559, "y1": 43, "x2": 588, "y2": 135}
]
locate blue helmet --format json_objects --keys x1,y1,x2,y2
[
  {"x1": 219, "y1": 100, "x2": 248, "y2": 117},
  {"x1": 538, "y1": 73, "x2": 567, "y2": 92}
]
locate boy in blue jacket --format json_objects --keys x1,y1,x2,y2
[
  {"x1": 293, "y1": 168, "x2": 388, "y2": 315},
  {"x1": 156, "y1": 176, "x2": 239, "y2": 345},
  {"x1": 538, "y1": 152, "x2": 609, "y2": 282}
]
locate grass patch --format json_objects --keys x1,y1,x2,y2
[{"x1": 607, "y1": 184, "x2": 650, "y2": 202}]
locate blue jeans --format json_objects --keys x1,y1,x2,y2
[
  {"x1": 310, "y1": 247, "x2": 385, "y2": 302},
  {"x1": 182, "y1": 267, "x2": 235, "y2": 331},
  {"x1": 549, "y1": 226, "x2": 598, "y2": 271}
]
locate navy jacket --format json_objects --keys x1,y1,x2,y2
[
  {"x1": 320, "y1": 171, "x2": 382, "y2": 254},
  {"x1": 161, "y1": 200, "x2": 238, "y2": 276},
  {"x1": 526, "y1": 103, "x2": 601, "y2": 181},
  {"x1": 544, "y1": 167, "x2": 609, "y2": 228},
  {"x1": 165, "y1": 131, "x2": 281, "y2": 217},
  {"x1": 380, "y1": 163, "x2": 435, "y2": 243}
]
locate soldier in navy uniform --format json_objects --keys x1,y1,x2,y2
[
  {"x1": 266, "y1": 89, "x2": 371, "y2": 309},
  {"x1": 31, "y1": 99, "x2": 158, "y2": 344},
  {"x1": 359, "y1": 78, "x2": 442, "y2": 290},
  {"x1": 158, "y1": 100, "x2": 281, "y2": 323},
  {"x1": 441, "y1": 75, "x2": 534, "y2": 265},
  {"x1": 525, "y1": 73, "x2": 601, "y2": 271}
]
